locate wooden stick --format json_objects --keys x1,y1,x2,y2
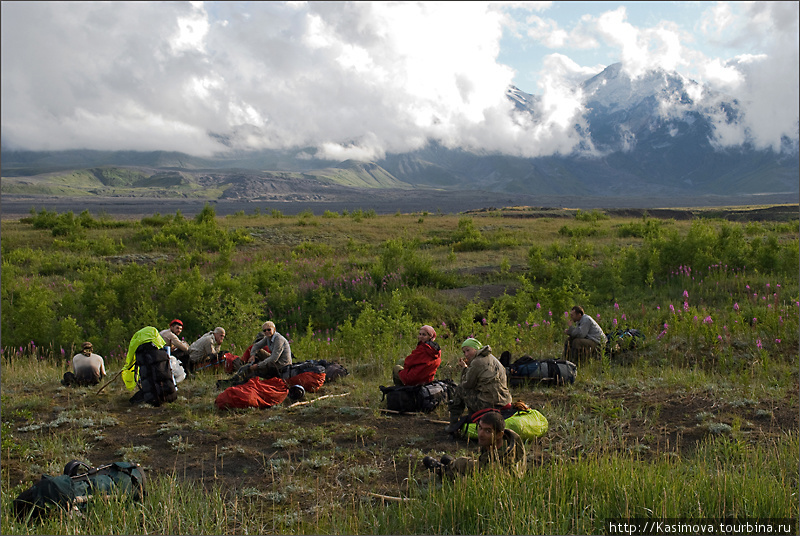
[
  {"x1": 427, "y1": 419, "x2": 450, "y2": 425},
  {"x1": 378, "y1": 408, "x2": 424, "y2": 415},
  {"x1": 287, "y1": 392, "x2": 350, "y2": 408},
  {"x1": 95, "y1": 370, "x2": 123, "y2": 395},
  {"x1": 367, "y1": 492, "x2": 413, "y2": 503}
]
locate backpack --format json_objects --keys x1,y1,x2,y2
[
  {"x1": 379, "y1": 380, "x2": 455, "y2": 413},
  {"x1": 13, "y1": 461, "x2": 146, "y2": 521},
  {"x1": 461, "y1": 408, "x2": 548, "y2": 440},
  {"x1": 280, "y1": 360, "x2": 326, "y2": 380},
  {"x1": 130, "y1": 342, "x2": 177, "y2": 406},
  {"x1": 507, "y1": 356, "x2": 577, "y2": 386},
  {"x1": 605, "y1": 328, "x2": 645, "y2": 355}
]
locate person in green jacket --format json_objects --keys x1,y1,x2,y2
[{"x1": 445, "y1": 338, "x2": 512, "y2": 433}]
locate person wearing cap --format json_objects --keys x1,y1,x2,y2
[
  {"x1": 187, "y1": 327, "x2": 226, "y2": 372},
  {"x1": 62, "y1": 342, "x2": 106, "y2": 386},
  {"x1": 160, "y1": 319, "x2": 190, "y2": 362},
  {"x1": 563, "y1": 305, "x2": 607, "y2": 361},
  {"x1": 392, "y1": 325, "x2": 441, "y2": 386},
  {"x1": 424, "y1": 410, "x2": 526, "y2": 476},
  {"x1": 444, "y1": 337, "x2": 512, "y2": 434}
]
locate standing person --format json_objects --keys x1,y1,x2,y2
[
  {"x1": 187, "y1": 327, "x2": 226, "y2": 372},
  {"x1": 392, "y1": 325, "x2": 442, "y2": 386},
  {"x1": 62, "y1": 341, "x2": 106, "y2": 386},
  {"x1": 424, "y1": 410, "x2": 526, "y2": 476},
  {"x1": 217, "y1": 322, "x2": 291, "y2": 389},
  {"x1": 563, "y1": 305, "x2": 607, "y2": 361},
  {"x1": 445, "y1": 338, "x2": 512, "y2": 433}
]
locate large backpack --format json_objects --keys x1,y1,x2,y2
[
  {"x1": 379, "y1": 380, "x2": 455, "y2": 413},
  {"x1": 507, "y1": 356, "x2": 577, "y2": 386},
  {"x1": 13, "y1": 461, "x2": 146, "y2": 521},
  {"x1": 130, "y1": 342, "x2": 178, "y2": 406}
]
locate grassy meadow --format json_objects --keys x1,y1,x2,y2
[{"x1": 1, "y1": 203, "x2": 798, "y2": 534}]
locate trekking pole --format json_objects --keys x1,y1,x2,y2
[
  {"x1": 96, "y1": 370, "x2": 123, "y2": 395},
  {"x1": 196, "y1": 358, "x2": 225, "y2": 372}
]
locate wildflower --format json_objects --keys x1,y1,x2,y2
[
  {"x1": 613, "y1": 318, "x2": 618, "y2": 326},
  {"x1": 775, "y1": 339, "x2": 781, "y2": 343},
  {"x1": 669, "y1": 304, "x2": 675, "y2": 313},
  {"x1": 683, "y1": 301, "x2": 689, "y2": 312},
  {"x1": 752, "y1": 318, "x2": 757, "y2": 325},
  {"x1": 536, "y1": 303, "x2": 541, "y2": 309},
  {"x1": 733, "y1": 303, "x2": 739, "y2": 311},
  {"x1": 548, "y1": 311, "x2": 552, "y2": 317},
  {"x1": 703, "y1": 316, "x2": 713, "y2": 324},
  {"x1": 614, "y1": 303, "x2": 619, "y2": 310},
  {"x1": 596, "y1": 314, "x2": 600, "y2": 320},
  {"x1": 683, "y1": 290, "x2": 689, "y2": 298},
  {"x1": 756, "y1": 339, "x2": 762, "y2": 350},
  {"x1": 717, "y1": 335, "x2": 723, "y2": 341}
]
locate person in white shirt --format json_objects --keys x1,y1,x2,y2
[{"x1": 563, "y1": 305, "x2": 607, "y2": 360}]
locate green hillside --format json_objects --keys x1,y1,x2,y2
[{"x1": 306, "y1": 160, "x2": 412, "y2": 189}]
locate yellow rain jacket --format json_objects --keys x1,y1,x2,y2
[{"x1": 122, "y1": 327, "x2": 166, "y2": 390}]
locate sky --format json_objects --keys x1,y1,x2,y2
[{"x1": 1, "y1": 1, "x2": 798, "y2": 161}]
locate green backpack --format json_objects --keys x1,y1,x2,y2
[
  {"x1": 463, "y1": 409, "x2": 548, "y2": 440},
  {"x1": 13, "y1": 461, "x2": 146, "y2": 521}
]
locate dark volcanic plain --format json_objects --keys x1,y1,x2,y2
[{"x1": 2, "y1": 190, "x2": 799, "y2": 219}]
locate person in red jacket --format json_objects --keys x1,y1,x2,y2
[{"x1": 392, "y1": 325, "x2": 442, "y2": 386}]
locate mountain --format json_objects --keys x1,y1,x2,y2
[{"x1": 2, "y1": 63, "x2": 797, "y2": 198}]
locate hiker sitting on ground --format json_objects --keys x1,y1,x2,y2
[
  {"x1": 160, "y1": 319, "x2": 190, "y2": 363},
  {"x1": 62, "y1": 341, "x2": 106, "y2": 386},
  {"x1": 563, "y1": 305, "x2": 607, "y2": 360},
  {"x1": 392, "y1": 325, "x2": 442, "y2": 386},
  {"x1": 445, "y1": 338, "x2": 512, "y2": 434},
  {"x1": 187, "y1": 327, "x2": 226, "y2": 372},
  {"x1": 217, "y1": 322, "x2": 292, "y2": 389},
  {"x1": 425, "y1": 410, "x2": 526, "y2": 476}
]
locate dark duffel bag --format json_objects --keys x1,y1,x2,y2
[
  {"x1": 379, "y1": 380, "x2": 456, "y2": 413},
  {"x1": 508, "y1": 356, "x2": 577, "y2": 386}
]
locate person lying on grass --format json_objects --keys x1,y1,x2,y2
[
  {"x1": 392, "y1": 325, "x2": 442, "y2": 386},
  {"x1": 445, "y1": 338, "x2": 512, "y2": 434},
  {"x1": 424, "y1": 410, "x2": 526, "y2": 476}
]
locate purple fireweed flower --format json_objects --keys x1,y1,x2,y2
[
  {"x1": 622, "y1": 313, "x2": 627, "y2": 321},
  {"x1": 775, "y1": 339, "x2": 781, "y2": 343},
  {"x1": 683, "y1": 301, "x2": 689, "y2": 312},
  {"x1": 614, "y1": 303, "x2": 619, "y2": 310},
  {"x1": 683, "y1": 290, "x2": 689, "y2": 298},
  {"x1": 752, "y1": 318, "x2": 757, "y2": 324},
  {"x1": 613, "y1": 318, "x2": 618, "y2": 326},
  {"x1": 734, "y1": 303, "x2": 739, "y2": 311},
  {"x1": 548, "y1": 311, "x2": 552, "y2": 317},
  {"x1": 596, "y1": 314, "x2": 600, "y2": 320},
  {"x1": 669, "y1": 304, "x2": 675, "y2": 313},
  {"x1": 756, "y1": 339, "x2": 762, "y2": 350},
  {"x1": 536, "y1": 303, "x2": 541, "y2": 309},
  {"x1": 703, "y1": 316, "x2": 713, "y2": 324},
  {"x1": 718, "y1": 335, "x2": 723, "y2": 341}
]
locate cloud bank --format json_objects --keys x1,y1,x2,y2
[{"x1": 1, "y1": 1, "x2": 797, "y2": 160}]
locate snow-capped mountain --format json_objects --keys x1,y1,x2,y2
[{"x1": 380, "y1": 63, "x2": 798, "y2": 196}]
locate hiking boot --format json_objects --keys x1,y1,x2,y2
[
  {"x1": 422, "y1": 456, "x2": 443, "y2": 471},
  {"x1": 444, "y1": 421, "x2": 461, "y2": 434}
]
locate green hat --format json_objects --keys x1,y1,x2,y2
[{"x1": 461, "y1": 338, "x2": 482, "y2": 350}]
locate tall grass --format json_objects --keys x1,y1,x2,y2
[{"x1": 323, "y1": 433, "x2": 798, "y2": 535}]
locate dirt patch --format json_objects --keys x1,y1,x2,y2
[{"x1": 6, "y1": 372, "x2": 797, "y2": 503}]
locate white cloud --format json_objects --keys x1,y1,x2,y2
[{"x1": 0, "y1": 1, "x2": 796, "y2": 160}]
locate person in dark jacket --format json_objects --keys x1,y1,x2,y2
[{"x1": 392, "y1": 325, "x2": 442, "y2": 386}]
